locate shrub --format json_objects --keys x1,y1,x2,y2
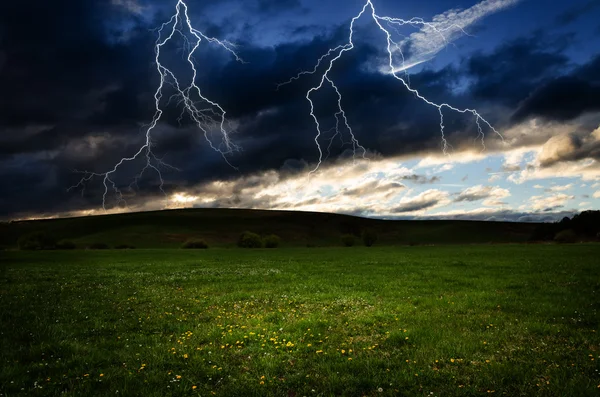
[
  {"x1": 88, "y1": 242, "x2": 109, "y2": 250},
  {"x1": 56, "y1": 240, "x2": 76, "y2": 250},
  {"x1": 554, "y1": 229, "x2": 578, "y2": 244},
  {"x1": 264, "y1": 234, "x2": 281, "y2": 248},
  {"x1": 115, "y1": 244, "x2": 136, "y2": 250},
  {"x1": 238, "y1": 231, "x2": 263, "y2": 248},
  {"x1": 341, "y1": 234, "x2": 355, "y2": 247},
  {"x1": 181, "y1": 239, "x2": 208, "y2": 249},
  {"x1": 18, "y1": 231, "x2": 56, "y2": 250},
  {"x1": 362, "y1": 229, "x2": 378, "y2": 247}
]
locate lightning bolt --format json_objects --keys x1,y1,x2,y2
[
  {"x1": 279, "y1": 0, "x2": 504, "y2": 174},
  {"x1": 69, "y1": 0, "x2": 244, "y2": 210}
]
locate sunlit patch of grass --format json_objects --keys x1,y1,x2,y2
[{"x1": 0, "y1": 245, "x2": 599, "y2": 395}]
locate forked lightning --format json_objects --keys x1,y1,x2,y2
[
  {"x1": 70, "y1": 0, "x2": 243, "y2": 210},
  {"x1": 279, "y1": 0, "x2": 504, "y2": 174}
]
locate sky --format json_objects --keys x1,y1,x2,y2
[{"x1": 0, "y1": 0, "x2": 599, "y2": 221}]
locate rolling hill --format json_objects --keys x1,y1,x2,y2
[{"x1": 0, "y1": 208, "x2": 541, "y2": 249}]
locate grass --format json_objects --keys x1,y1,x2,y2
[{"x1": 1, "y1": 244, "x2": 599, "y2": 396}]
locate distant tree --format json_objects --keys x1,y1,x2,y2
[
  {"x1": 530, "y1": 221, "x2": 562, "y2": 242},
  {"x1": 181, "y1": 239, "x2": 208, "y2": 249},
  {"x1": 238, "y1": 231, "x2": 263, "y2": 248},
  {"x1": 554, "y1": 229, "x2": 578, "y2": 244},
  {"x1": 341, "y1": 234, "x2": 356, "y2": 247},
  {"x1": 362, "y1": 229, "x2": 378, "y2": 247},
  {"x1": 18, "y1": 231, "x2": 56, "y2": 250},
  {"x1": 263, "y1": 234, "x2": 281, "y2": 248},
  {"x1": 532, "y1": 211, "x2": 600, "y2": 242},
  {"x1": 570, "y1": 210, "x2": 600, "y2": 237}
]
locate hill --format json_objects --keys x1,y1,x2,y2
[{"x1": 0, "y1": 208, "x2": 541, "y2": 249}]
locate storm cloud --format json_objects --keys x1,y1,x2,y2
[{"x1": 0, "y1": 0, "x2": 599, "y2": 219}]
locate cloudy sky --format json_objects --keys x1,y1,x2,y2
[{"x1": 1, "y1": 0, "x2": 599, "y2": 221}]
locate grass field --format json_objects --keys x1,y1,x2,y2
[{"x1": 1, "y1": 245, "x2": 599, "y2": 396}]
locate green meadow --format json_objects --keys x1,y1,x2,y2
[{"x1": 1, "y1": 244, "x2": 599, "y2": 396}]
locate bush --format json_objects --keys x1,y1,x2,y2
[
  {"x1": 264, "y1": 234, "x2": 281, "y2": 248},
  {"x1": 554, "y1": 229, "x2": 578, "y2": 244},
  {"x1": 18, "y1": 231, "x2": 56, "y2": 250},
  {"x1": 341, "y1": 234, "x2": 356, "y2": 247},
  {"x1": 115, "y1": 244, "x2": 136, "y2": 250},
  {"x1": 88, "y1": 242, "x2": 109, "y2": 250},
  {"x1": 362, "y1": 229, "x2": 378, "y2": 247},
  {"x1": 181, "y1": 239, "x2": 208, "y2": 249},
  {"x1": 56, "y1": 240, "x2": 76, "y2": 250},
  {"x1": 238, "y1": 231, "x2": 263, "y2": 248}
]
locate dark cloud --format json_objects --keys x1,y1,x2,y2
[
  {"x1": 466, "y1": 33, "x2": 571, "y2": 107},
  {"x1": 0, "y1": 0, "x2": 599, "y2": 218},
  {"x1": 399, "y1": 174, "x2": 441, "y2": 184},
  {"x1": 512, "y1": 55, "x2": 600, "y2": 122},
  {"x1": 555, "y1": 0, "x2": 600, "y2": 26},
  {"x1": 454, "y1": 185, "x2": 509, "y2": 203},
  {"x1": 413, "y1": 209, "x2": 578, "y2": 223},
  {"x1": 256, "y1": 0, "x2": 303, "y2": 14},
  {"x1": 391, "y1": 200, "x2": 438, "y2": 214},
  {"x1": 341, "y1": 180, "x2": 405, "y2": 197},
  {"x1": 0, "y1": 1, "x2": 155, "y2": 126},
  {"x1": 390, "y1": 190, "x2": 447, "y2": 213}
]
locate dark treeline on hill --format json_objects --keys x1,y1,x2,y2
[
  {"x1": 0, "y1": 208, "x2": 596, "y2": 249},
  {"x1": 530, "y1": 211, "x2": 600, "y2": 243}
]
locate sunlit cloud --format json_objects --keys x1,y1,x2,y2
[{"x1": 529, "y1": 193, "x2": 575, "y2": 211}]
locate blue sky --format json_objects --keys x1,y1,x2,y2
[{"x1": 0, "y1": 0, "x2": 599, "y2": 220}]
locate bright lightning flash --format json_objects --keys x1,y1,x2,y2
[
  {"x1": 279, "y1": 0, "x2": 504, "y2": 174},
  {"x1": 70, "y1": 0, "x2": 243, "y2": 210}
]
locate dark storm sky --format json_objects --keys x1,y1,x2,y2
[{"x1": 0, "y1": 0, "x2": 599, "y2": 219}]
